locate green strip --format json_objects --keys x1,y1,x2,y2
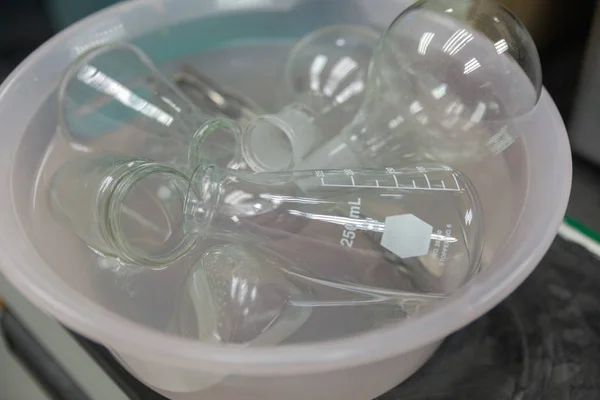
[{"x1": 564, "y1": 216, "x2": 600, "y2": 244}]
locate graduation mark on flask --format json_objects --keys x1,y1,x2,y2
[{"x1": 315, "y1": 167, "x2": 463, "y2": 193}]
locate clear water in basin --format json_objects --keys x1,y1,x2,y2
[{"x1": 27, "y1": 40, "x2": 518, "y2": 345}]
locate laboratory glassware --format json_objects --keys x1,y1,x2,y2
[
  {"x1": 174, "y1": 243, "x2": 312, "y2": 344},
  {"x1": 184, "y1": 163, "x2": 484, "y2": 295},
  {"x1": 172, "y1": 64, "x2": 265, "y2": 126},
  {"x1": 57, "y1": 42, "x2": 243, "y2": 171},
  {"x1": 174, "y1": 243, "x2": 440, "y2": 346},
  {"x1": 242, "y1": 25, "x2": 379, "y2": 172},
  {"x1": 48, "y1": 155, "x2": 194, "y2": 266},
  {"x1": 252, "y1": 0, "x2": 543, "y2": 171},
  {"x1": 0, "y1": 0, "x2": 571, "y2": 397}
]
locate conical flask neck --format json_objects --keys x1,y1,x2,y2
[{"x1": 185, "y1": 164, "x2": 223, "y2": 236}]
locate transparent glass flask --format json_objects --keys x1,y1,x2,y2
[
  {"x1": 173, "y1": 243, "x2": 440, "y2": 345},
  {"x1": 289, "y1": 0, "x2": 543, "y2": 170},
  {"x1": 242, "y1": 25, "x2": 379, "y2": 172},
  {"x1": 185, "y1": 164, "x2": 484, "y2": 295},
  {"x1": 174, "y1": 244, "x2": 311, "y2": 344},
  {"x1": 58, "y1": 42, "x2": 243, "y2": 171},
  {"x1": 48, "y1": 155, "x2": 195, "y2": 266}
]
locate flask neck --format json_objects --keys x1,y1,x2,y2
[
  {"x1": 185, "y1": 163, "x2": 222, "y2": 237},
  {"x1": 242, "y1": 103, "x2": 321, "y2": 172},
  {"x1": 183, "y1": 165, "x2": 304, "y2": 241},
  {"x1": 294, "y1": 106, "x2": 390, "y2": 170}
]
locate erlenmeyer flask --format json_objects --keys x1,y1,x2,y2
[
  {"x1": 249, "y1": 0, "x2": 542, "y2": 171},
  {"x1": 48, "y1": 155, "x2": 194, "y2": 266},
  {"x1": 58, "y1": 42, "x2": 243, "y2": 171},
  {"x1": 184, "y1": 163, "x2": 484, "y2": 295},
  {"x1": 174, "y1": 244, "x2": 311, "y2": 344},
  {"x1": 242, "y1": 25, "x2": 379, "y2": 172}
]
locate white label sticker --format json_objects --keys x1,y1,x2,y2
[{"x1": 380, "y1": 214, "x2": 433, "y2": 259}]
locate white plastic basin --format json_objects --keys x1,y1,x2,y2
[{"x1": 0, "y1": 0, "x2": 571, "y2": 399}]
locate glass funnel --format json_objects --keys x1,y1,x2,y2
[
  {"x1": 173, "y1": 243, "x2": 441, "y2": 346},
  {"x1": 173, "y1": 243, "x2": 312, "y2": 344}
]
